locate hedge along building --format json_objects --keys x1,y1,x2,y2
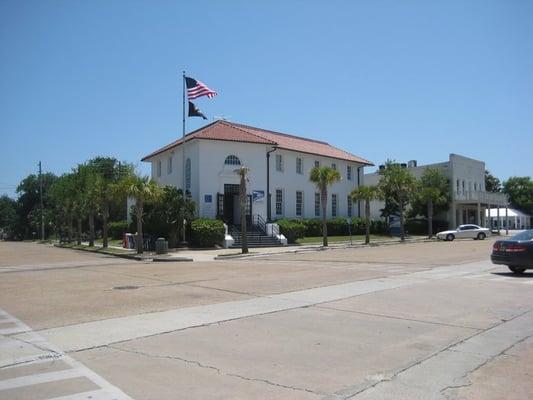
[{"x1": 141, "y1": 120, "x2": 373, "y2": 229}]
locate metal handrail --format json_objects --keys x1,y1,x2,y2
[{"x1": 253, "y1": 214, "x2": 267, "y2": 234}]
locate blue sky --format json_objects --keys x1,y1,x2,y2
[{"x1": 1, "y1": 0, "x2": 532, "y2": 197}]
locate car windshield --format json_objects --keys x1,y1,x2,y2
[{"x1": 511, "y1": 230, "x2": 533, "y2": 241}]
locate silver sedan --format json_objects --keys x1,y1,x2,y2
[{"x1": 437, "y1": 224, "x2": 491, "y2": 241}]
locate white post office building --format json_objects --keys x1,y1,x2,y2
[{"x1": 142, "y1": 120, "x2": 373, "y2": 232}]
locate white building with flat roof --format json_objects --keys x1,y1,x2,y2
[
  {"x1": 142, "y1": 120, "x2": 373, "y2": 227},
  {"x1": 364, "y1": 154, "x2": 508, "y2": 229}
]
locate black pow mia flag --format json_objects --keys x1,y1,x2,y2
[{"x1": 188, "y1": 101, "x2": 207, "y2": 120}]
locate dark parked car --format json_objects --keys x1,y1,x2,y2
[{"x1": 491, "y1": 230, "x2": 533, "y2": 274}]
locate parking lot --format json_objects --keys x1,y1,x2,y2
[{"x1": 1, "y1": 239, "x2": 532, "y2": 399}]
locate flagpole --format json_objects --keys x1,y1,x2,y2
[
  {"x1": 182, "y1": 70, "x2": 186, "y2": 140},
  {"x1": 182, "y1": 70, "x2": 186, "y2": 193}
]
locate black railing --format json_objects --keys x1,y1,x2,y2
[
  {"x1": 252, "y1": 214, "x2": 267, "y2": 234},
  {"x1": 271, "y1": 223, "x2": 279, "y2": 237}
]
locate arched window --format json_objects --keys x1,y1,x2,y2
[
  {"x1": 224, "y1": 155, "x2": 241, "y2": 166},
  {"x1": 185, "y1": 158, "x2": 191, "y2": 191}
]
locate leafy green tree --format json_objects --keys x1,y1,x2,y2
[
  {"x1": 0, "y1": 195, "x2": 19, "y2": 239},
  {"x1": 16, "y1": 172, "x2": 57, "y2": 239},
  {"x1": 378, "y1": 161, "x2": 417, "y2": 241},
  {"x1": 503, "y1": 177, "x2": 533, "y2": 215},
  {"x1": 350, "y1": 185, "x2": 379, "y2": 244},
  {"x1": 485, "y1": 170, "x2": 501, "y2": 193},
  {"x1": 413, "y1": 168, "x2": 450, "y2": 238},
  {"x1": 85, "y1": 157, "x2": 133, "y2": 248},
  {"x1": 50, "y1": 173, "x2": 78, "y2": 241},
  {"x1": 75, "y1": 164, "x2": 101, "y2": 246},
  {"x1": 236, "y1": 166, "x2": 250, "y2": 254},
  {"x1": 141, "y1": 186, "x2": 196, "y2": 247},
  {"x1": 309, "y1": 166, "x2": 341, "y2": 247},
  {"x1": 116, "y1": 175, "x2": 162, "y2": 254}
]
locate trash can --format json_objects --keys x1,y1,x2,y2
[{"x1": 155, "y1": 237, "x2": 168, "y2": 254}]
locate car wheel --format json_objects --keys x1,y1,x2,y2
[
  {"x1": 446, "y1": 234, "x2": 455, "y2": 241},
  {"x1": 477, "y1": 232, "x2": 486, "y2": 240},
  {"x1": 509, "y1": 266, "x2": 526, "y2": 274}
]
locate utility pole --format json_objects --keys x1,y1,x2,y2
[{"x1": 39, "y1": 161, "x2": 44, "y2": 240}]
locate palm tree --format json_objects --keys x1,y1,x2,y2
[
  {"x1": 235, "y1": 166, "x2": 250, "y2": 254},
  {"x1": 378, "y1": 161, "x2": 416, "y2": 241},
  {"x1": 351, "y1": 185, "x2": 379, "y2": 244},
  {"x1": 49, "y1": 173, "x2": 76, "y2": 241},
  {"x1": 156, "y1": 186, "x2": 196, "y2": 248},
  {"x1": 116, "y1": 175, "x2": 162, "y2": 254},
  {"x1": 417, "y1": 168, "x2": 449, "y2": 238},
  {"x1": 309, "y1": 166, "x2": 341, "y2": 247},
  {"x1": 86, "y1": 157, "x2": 132, "y2": 248},
  {"x1": 76, "y1": 164, "x2": 100, "y2": 247}
]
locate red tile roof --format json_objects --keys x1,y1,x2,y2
[{"x1": 141, "y1": 120, "x2": 373, "y2": 165}]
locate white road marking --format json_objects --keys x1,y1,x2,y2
[
  {"x1": 46, "y1": 389, "x2": 117, "y2": 400},
  {"x1": 0, "y1": 309, "x2": 133, "y2": 399},
  {"x1": 0, "y1": 369, "x2": 85, "y2": 390},
  {"x1": 465, "y1": 272, "x2": 533, "y2": 285},
  {"x1": 36, "y1": 261, "x2": 496, "y2": 352}
]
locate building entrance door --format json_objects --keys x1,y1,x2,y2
[{"x1": 216, "y1": 184, "x2": 252, "y2": 226}]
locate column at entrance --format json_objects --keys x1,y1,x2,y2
[
  {"x1": 497, "y1": 207, "x2": 501, "y2": 234},
  {"x1": 505, "y1": 206, "x2": 509, "y2": 235}
]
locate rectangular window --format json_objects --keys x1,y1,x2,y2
[
  {"x1": 167, "y1": 157, "x2": 173, "y2": 174},
  {"x1": 347, "y1": 165, "x2": 352, "y2": 180},
  {"x1": 315, "y1": 192, "x2": 320, "y2": 217},
  {"x1": 347, "y1": 196, "x2": 352, "y2": 217},
  {"x1": 276, "y1": 154, "x2": 283, "y2": 172},
  {"x1": 296, "y1": 157, "x2": 303, "y2": 174},
  {"x1": 332, "y1": 194, "x2": 337, "y2": 217},
  {"x1": 157, "y1": 160, "x2": 162, "y2": 177},
  {"x1": 275, "y1": 189, "x2": 283, "y2": 215},
  {"x1": 331, "y1": 163, "x2": 337, "y2": 171},
  {"x1": 314, "y1": 160, "x2": 320, "y2": 168},
  {"x1": 296, "y1": 191, "x2": 303, "y2": 216}
]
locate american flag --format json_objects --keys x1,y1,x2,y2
[{"x1": 185, "y1": 76, "x2": 217, "y2": 99}]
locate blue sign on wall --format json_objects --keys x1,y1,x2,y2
[
  {"x1": 204, "y1": 194, "x2": 212, "y2": 203},
  {"x1": 252, "y1": 190, "x2": 265, "y2": 202}
]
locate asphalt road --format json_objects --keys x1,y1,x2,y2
[{"x1": 0, "y1": 239, "x2": 532, "y2": 400}]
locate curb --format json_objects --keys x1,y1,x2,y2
[
  {"x1": 53, "y1": 244, "x2": 194, "y2": 262},
  {"x1": 214, "y1": 237, "x2": 437, "y2": 260}
]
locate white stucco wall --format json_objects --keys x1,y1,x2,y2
[
  {"x1": 269, "y1": 149, "x2": 364, "y2": 219},
  {"x1": 448, "y1": 153, "x2": 485, "y2": 195},
  {"x1": 197, "y1": 140, "x2": 269, "y2": 220},
  {"x1": 364, "y1": 154, "x2": 498, "y2": 225},
  {"x1": 146, "y1": 140, "x2": 367, "y2": 221}
]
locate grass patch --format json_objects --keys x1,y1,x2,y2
[
  {"x1": 296, "y1": 234, "x2": 393, "y2": 244},
  {"x1": 94, "y1": 239, "x2": 123, "y2": 247}
]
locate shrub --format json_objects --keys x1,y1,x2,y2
[
  {"x1": 370, "y1": 219, "x2": 388, "y2": 234},
  {"x1": 108, "y1": 221, "x2": 129, "y2": 240},
  {"x1": 405, "y1": 219, "x2": 449, "y2": 235},
  {"x1": 190, "y1": 218, "x2": 224, "y2": 247},
  {"x1": 327, "y1": 217, "x2": 349, "y2": 236},
  {"x1": 277, "y1": 219, "x2": 306, "y2": 243},
  {"x1": 301, "y1": 218, "x2": 322, "y2": 236}
]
